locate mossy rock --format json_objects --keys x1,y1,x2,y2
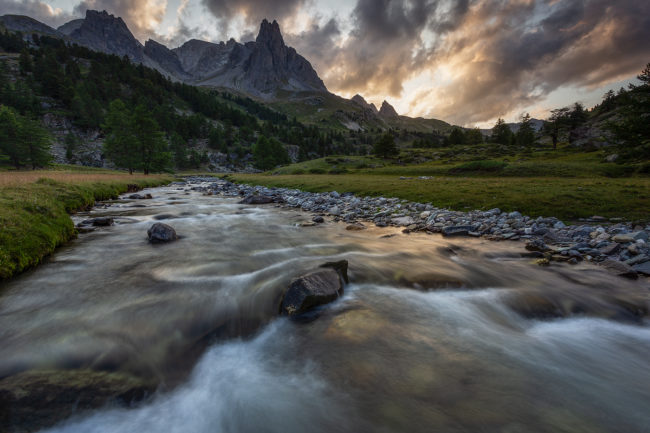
[{"x1": 0, "y1": 369, "x2": 155, "y2": 432}]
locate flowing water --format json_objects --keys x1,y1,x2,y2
[{"x1": 1, "y1": 181, "x2": 649, "y2": 433}]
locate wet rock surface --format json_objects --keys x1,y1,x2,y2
[
  {"x1": 280, "y1": 260, "x2": 349, "y2": 316},
  {"x1": 147, "y1": 223, "x2": 178, "y2": 243},
  {"x1": 187, "y1": 177, "x2": 650, "y2": 280},
  {"x1": 0, "y1": 369, "x2": 154, "y2": 432}
]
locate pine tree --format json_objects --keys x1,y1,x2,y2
[
  {"x1": 491, "y1": 118, "x2": 513, "y2": 145},
  {"x1": 516, "y1": 113, "x2": 536, "y2": 147},
  {"x1": 103, "y1": 99, "x2": 138, "y2": 174},
  {"x1": 607, "y1": 63, "x2": 650, "y2": 160},
  {"x1": 0, "y1": 105, "x2": 50, "y2": 169},
  {"x1": 18, "y1": 48, "x2": 33, "y2": 75},
  {"x1": 132, "y1": 105, "x2": 172, "y2": 174},
  {"x1": 448, "y1": 127, "x2": 466, "y2": 145},
  {"x1": 373, "y1": 132, "x2": 398, "y2": 158},
  {"x1": 0, "y1": 105, "x2": 24, "y2": 168},
  {"x1": 19, "y1": 116, "x2": 51, "y2": 169},
  {"x1": 543, "y1": 107, "x2": 570, "y2": 150}
]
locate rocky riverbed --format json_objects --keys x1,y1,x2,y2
[{"x1": 185, "y1": 176, "x2": 650, "y2": 279}]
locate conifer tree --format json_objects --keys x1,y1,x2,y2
[
  {"x1": 516, "y1": 113, "x2": 536, "y2": 147},
  {"x1": 103, "y1": 99, "x2": 138, "y2": 174},
  {"x1": 373, "y1": 132, "x2": 398, "y2": 158}
]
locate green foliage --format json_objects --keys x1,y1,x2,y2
[
  {"x1": 132, "y1": 105, "x2": 172, "y2": 174},
  {"x1": 516, "y1": 113, "x2": 536, "y2": 147},
  {"x1": 542, "y1": 107, "x2": 570, "y2": 150},
  {"x1": 18, "y1": 48, "x2": 33, "y2": 75},
  {"x1": 103, "y1": 100, "x2": 172, "y2": 174},
  {"x1": 465, "y1": 128, "x2": 484, "y2": 145},
  {"x1": 448, "y1": 127, "x2": 466, "y2": 145},
  {"x1": 450, "y1": 160, "x2": 508, "y2": 173},
  {"x1": 373, "y1": 132, "x2": 398, "y2": 158},
  {"x1": 103, "y1": 99, "x2": 139, "y2": 173},
  {"x1": 491, "y1": 118, "x2": 514, "y2": 145},
  {"x1": 607, "y1": 62, "x2": 650, "y2": 161},
  {"x1": 252, "y1": 136, "x2": 290, "y2": 170},
  {"x1": 0, "y1": 105, "x2": 51, "y2": 169}
]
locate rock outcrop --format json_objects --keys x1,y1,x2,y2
[
  {"x1": 38, "y1": 11, "x2": 328, "y2": 99},
  {"x1": 351, "y1": 94, "x2": 379, "y2": 114},
  {"x1": 379, "y1": 100, "x2": 399, "y2": 118},
  {"x1": 65, "y1": 10, "x2": 144, "y2": 62},
  {"x1": 280, "y1": 260, "x2": 349, "y2": 316},
  {"x1": 0, "y1": 15, "x2": 61, "y2": 38}
]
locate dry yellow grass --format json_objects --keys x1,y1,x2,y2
[{"x1": 0, "y1": 171, "x2": 169, "y2": 188}]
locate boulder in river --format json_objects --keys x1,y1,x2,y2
[
  {"x1": 128, "y1": 193, "x2": 153, "y2": 200},
  {"x1": 280, "y1": 260, "x2": 349, "y2": 316},
  {"x1": 80, "y1": 217, "x2": 114, "y2": 227},
  {"x1": 147, "y1": 223, "x2": 178, "y2": 243}
]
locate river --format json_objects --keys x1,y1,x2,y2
[{"x1": 1, "y1": 180, "x2": 649, "y2": 433}]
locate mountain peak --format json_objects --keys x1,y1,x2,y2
[
  {"x1": 68, "y1": 9, "x2": 143, "y2": 62},
  {"x1": 351, "y1": 94, "x2": 379, "y2": 114},
  {"x1": 379, "y1": 100, "x2": 399, "y2": 118},
  {"x1": 256, "y1": 18, "x2": 284, "y2": 46}
]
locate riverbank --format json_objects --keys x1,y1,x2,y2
[
  {"x1": 0, "y1": 170, "x2": 173, "y2": 280},
  {"x1": 207, "y1": 176, "x2": 650, "y2": 279},
  {"x1": 229, "y1": 173, "x2": 650, "y2": 222}
]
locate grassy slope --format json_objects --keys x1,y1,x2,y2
[
  {"x1": 0, "y1": 169, "x2": 173, "y2": 280},
  {"x1": 229, "y1": 148, "x2": 650, "y2": 222}
]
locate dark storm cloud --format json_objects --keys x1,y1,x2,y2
[
  {"x1": 0, "y1": 0, "x2": 75, "y2": 27},
  {"x1": 303, "y1": 0, "x2": 650, "y2": 124},
  {"x1": 201, "y1": 0, "x2": 306, "y2": 27}
]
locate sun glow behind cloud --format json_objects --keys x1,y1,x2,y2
[{"x1": 2, "y1": 0, "x2": 649, "y2": 126}]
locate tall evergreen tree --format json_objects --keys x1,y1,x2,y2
[
  {"x1": 543, "y1": 107, "x2": 570, "y2": 150},
  {"x1": 373, "y1": 132, "x2": 398, "y2": 158},
  {"x1": 516, "y1": 113, "x2": 536, "y2": 147},
  {"x1": 132, "y1": 105, "x2": 172, "y2": 174},
  {"x1": 0, "y1": 105, "x2": 50, "y2": 169},
  {"x1": 491, "y1": 118, "x2": 513, "y2": 145},
  {"x1": 103, "y1": 99, "x2": 138, "y2": 174},
  {"x1": 607, "y1": 62, "x2": 650, "y2": 160},
  {"x1": 448, "y1": 127, "x2": 466, "y2": 145}
]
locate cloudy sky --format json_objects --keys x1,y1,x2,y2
[{"x1": 2, "y1": 0, "x2": 649, "y2": 127}]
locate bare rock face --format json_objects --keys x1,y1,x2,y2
[
  {"x1": 57, "y1": 19, "x2": 84, "y2": 35},
  {"x1": 243, "y1": 19, "x2": 327, "y2": 95},
  {"x1": 143, "y1": 39, "x2": 191, "y2": 81},
  {"x1": 351, "y1": 94, "x2": 379, "y2": 114},
  {"x1": 280, "y1": 260, "x2": 349, "y2": 316},
  {"x1": 379, "y1": 100, "x2": 399, "y2": 118},
  {"x1": 66, "y1": 10, "x2": 144, "y2": 62},
  {"x1": 0, "y1": 15, "x2": 61, "y2": 37},
  {"x1": 15, "y1": 10, "x2": 329, "y2": 99}
]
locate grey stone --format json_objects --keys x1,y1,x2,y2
[
  {"x1": 599, "y1": 259, "x2": 638, "y2": 279},
  {"x1": 442, "y1": 225, "x2": 478, "y2": 237},
  {"x1": 632, "y1": 261, "x2": 650, "y2": 276},
  {"x1": 280, "y1": 263, "x2": 347, "y2": 316},
  {"x1": 147, "y1": 223, "x2": 178, "y2": 243}
]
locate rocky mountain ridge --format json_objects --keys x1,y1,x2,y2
[{"x1": 1, "y1": 10, "x2": 326, "y2": 99}]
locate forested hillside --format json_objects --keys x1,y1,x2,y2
[{"x1": 0, "y1": 30, "x2": 357, "y2": 172}]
